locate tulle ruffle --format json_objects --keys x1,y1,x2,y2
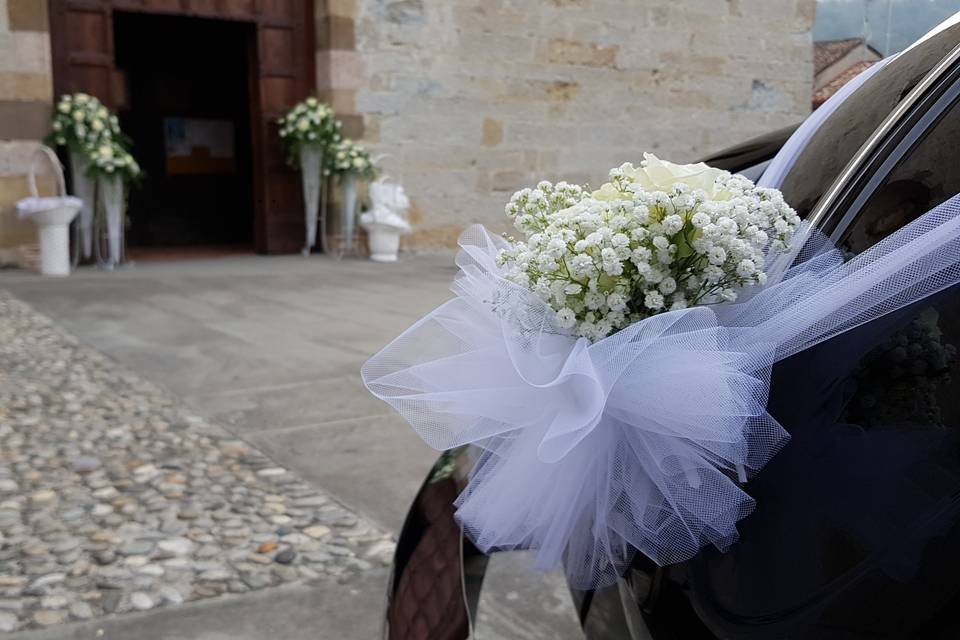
[{"x1": 362, "y1": 195, "x2": 960, "y2": 588}]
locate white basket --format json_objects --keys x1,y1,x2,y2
[{"x1": 16, "y1": 146, "x2": 82, "y2": 276}]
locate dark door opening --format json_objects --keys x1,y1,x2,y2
[{"x1": 113, "y1": 12, "x2": 255, "y2": 249}]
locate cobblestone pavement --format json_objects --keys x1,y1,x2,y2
[{"x1": 0, "y1": 292, "x2": 395, "y2": 633}]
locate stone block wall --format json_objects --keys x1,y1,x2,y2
[
  {"x1": 0, "y1": 0, "x2": 54, "y2": 255},
  {"x1": 324, "y1": 0, "x2": 816, "y2": 249}
]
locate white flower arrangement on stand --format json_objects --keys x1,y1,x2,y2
[
  {"x1": 276, "y1": 97, "x2": 341, "y2": 256},
  {"x1": 496, "y1": 154, "x2": 800, "y2": 341},
  {"x1": 325, "y1": 139, "x2": 377, "y2": 257},
  {"x1": 85, "y1": 140, "x2": 142, "y2": 269},
  {"x1": 46, "y1": 93, "x2": 126, "y2": 261}
]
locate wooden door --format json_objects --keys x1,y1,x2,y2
[{"x1": 49, "y1": 0, "x2": 316, "y2": 254}]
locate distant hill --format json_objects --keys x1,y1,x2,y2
[{"x1": 814, "y1": 0, "x2": 959, "y2": 55}]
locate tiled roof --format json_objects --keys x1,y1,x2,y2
[
  {"x1": 813, "y1": 60, "x2": 877, "y2": 109},
  {"x1": 814, "y1": 38, "x2": 865, "y2": 75}
]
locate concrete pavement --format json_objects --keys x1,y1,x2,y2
[{"x1": 1, "y1": 254, "x2": 582, "y2": 639}]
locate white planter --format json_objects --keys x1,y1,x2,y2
[
  {"x1": 97, "y1": 176, "x2": 125, "y2": 268},
  {"x1": 341, "y1": 174, "x2": 358, "y2": 253},
  {"x1": 26, "y1": 205, "x2": 81, "y2": 276},
  {"x1": 69, "y1": 150, "x2": 96, "y2": 260},
  {"x1": 299, "y1": 146, "x2": 323, "y2": 256},
  {"x1": 365, "y1": 224, "x2": 403, "y2": 262}
]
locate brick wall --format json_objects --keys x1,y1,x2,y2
[
  {"x1": 327, "y1": 0, "x2": 816, "y2": 249},
  {"x1": 0, "y1": 0, "x2": 54, "y2": 254}
]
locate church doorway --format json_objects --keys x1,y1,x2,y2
[{"x1": 113, "y1": 11, "x2": 255, "y2": 249}]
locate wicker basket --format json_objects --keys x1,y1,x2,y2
[{"x1": 15, "y1": 145, "x2": 82, "y2": 276}]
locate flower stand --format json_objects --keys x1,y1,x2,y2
[
  {"x1": 341, "y1": 174, "x2": 359, "y2": 255},
  {"x1": 96, "y1": 175, "x2": 125, "y2": 268},
  {"x1": 299, "y1": 145, "x2": 323, "y2": 256},
  {"x1": 69, "y1": 150, "x2": 96, "y2": 260}
]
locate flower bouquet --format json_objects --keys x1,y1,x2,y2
[
  {"x1": 86, "y1": 140, "x2": 142, "y2": 268},
  {"x1": 326, "y1": 139, "x2": 377, "y2": 255},
  {"x1": 46, "y1": 93, "x2": 127, "y2": 260},
  {"x1": 496, "y1": 155, "x2": 798, "y2": 340},
  {"x1": 363, "y1": 154, "x2": 960, "y2": 588},
  {"x1": 277, "y1": 97, "x2": 341, "y2": 255}
]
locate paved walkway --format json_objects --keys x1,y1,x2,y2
[{"x1": 1, "y1": 255, "x2": 582, "y2": 639}]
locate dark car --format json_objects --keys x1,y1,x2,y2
[{"x1": 386, "y1": 16, "x2": 960, "y2": 640}]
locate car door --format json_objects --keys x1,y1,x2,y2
[{"x1": 682, "y1": 37, "x2": 960, "y2": 640}]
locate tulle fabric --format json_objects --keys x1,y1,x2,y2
[{"x1": 361, "y1": 195, "x2": 960, "y2": 589}]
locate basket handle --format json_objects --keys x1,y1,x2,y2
[{"x1": 28, "y1": 145, "x2": 68, "y2": 199}]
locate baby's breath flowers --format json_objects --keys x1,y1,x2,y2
[
  {"x1": 276, "y1": 97, "x2": 341, "y2": 166},
  {"x1": 325, "y1": 138, "x2": 377, "y2": 180},
  {"x1": 495, "y1": 154, "x2": 801, "y2": 341}
]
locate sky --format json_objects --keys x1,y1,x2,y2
[{"x1": 814, "y1": 0, "x2": 960, "y2": 54}]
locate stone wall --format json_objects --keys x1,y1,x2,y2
[
  {"x1": 327, "y1": 0, "x2": 816, "y2": 249},
  {"x1": 0, "y1": 0, "x2": 54, "y2": 255}
]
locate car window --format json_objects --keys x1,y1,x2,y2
[
  {"x1": 835, "y1": 86, "x2": 960, "y2": 253},
  {"x1": 778, "y1": 21, "x2": 960, "y2": 219}
]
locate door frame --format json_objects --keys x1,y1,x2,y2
[{"x1": 48, "y1": 0, "x2": 316, "y2": 254}]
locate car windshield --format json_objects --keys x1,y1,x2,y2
[{"x1": 778, "y1": 20, "x2": 960, "y2": 219}]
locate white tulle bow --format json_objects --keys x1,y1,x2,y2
[{"x1": 362, "y1": 196, "x2": 960, "y2": 588}]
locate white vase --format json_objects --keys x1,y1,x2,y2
[
  {"x1": 97, "y1": 176, "x2": 124, "y2": 268},
  {"x1": 365, "y1": 224, "x2": 402, "y2": 262},
  {"x1": 299, "y1": 146, "x2": 323, "y2": 256},
  {"x1": 69, "y1": 150, "x2": 95, "y2": 259},
  {"x1": 341, "y1": 174, "x2": 358, "y2": 254},
  {"x1": 29, "y1": 205, "x2": 81, "y2": 277}
]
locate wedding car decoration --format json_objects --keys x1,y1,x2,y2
[
  {"x1": 86, "y1": 140, "x2": 142, "y2": 268},
  {"x1": 363, "y1": 153, "x2": 960, "y2": 589},
  {"x1": 276, "y1": 97, "x2": 341, "y2": 255},
  {"x1": 360, "y1": 177, "x2": 411, "y2": 262},
  {"x1": 47, "y1": 93, "x2": 126, "y2": 260},
  {"x1": 326, "y1": 139, "x2": 377, "y2": 255}
]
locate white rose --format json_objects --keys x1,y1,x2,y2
[
  {"x1": 296, "y1": 118, "x2": 309, "y2": 132},
  {"x1": 91, "y1": 119, "x2": 104, "y2": 132},
  {"x1": 98, "y1": 144, "x2": 113, "y2": 159},
  {"x1": 631, "y1": 153, "x2": 729, "y2": 198}
]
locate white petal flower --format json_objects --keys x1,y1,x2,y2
[
  {"x1": 556, "y1": 308, "x2": 577, "y2": 329},
  {"x1": 658, "y1": 277, "x2": 677, "y2": 295},
  {"x1": 708, "y1": 246, "x2": 727, "y2": 265},
  {"x1": 644, "y1": 290, "x2": 664, "y2": 311},
  {"x1": 662, "y1": 214, "x2": 683, "y2": 235}
]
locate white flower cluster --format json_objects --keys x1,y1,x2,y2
[
  {"x1": 87, "y1": 140, "x2": 142, "y2": 183},
  {"x1": 48, "y1": 93, "x2": 140, "y2": 183},
  {"x1": 48, "y1": 93, "x2": 122, "y2": 152},
  {"x1": 276, "y1": 97, "x2": 341, "y2": 165},
  {"x1": 326, "y1": 138, "x2": 376, "y2": 180},
  {"x1": 496, "y1": 154, "x2": 801, "y2": 341}
]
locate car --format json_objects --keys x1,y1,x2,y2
[{"x1": 384, "y1": 14, "x2": 960, "y2": 640}]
